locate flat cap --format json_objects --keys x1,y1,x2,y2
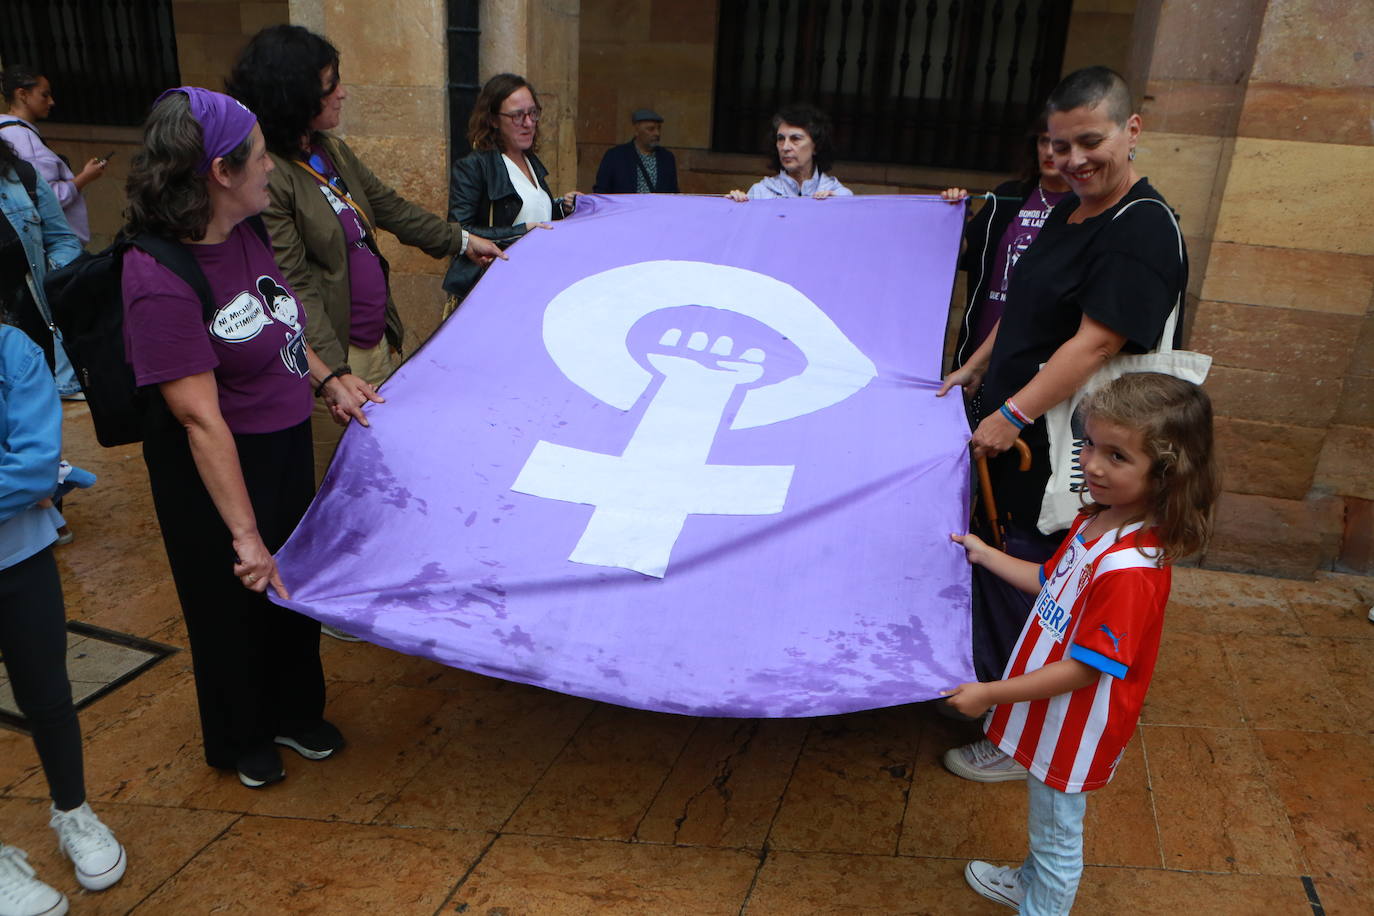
[{"x1": 631, "y1": 108, "x2": 664, "y2": 123}]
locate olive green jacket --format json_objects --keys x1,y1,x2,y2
[{"x1": 262, "y1": 134, "x2": 464, "y2": 373}]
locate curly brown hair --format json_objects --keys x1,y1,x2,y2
[
  {"x1": 124, "y1": 92, "x2": 253, "y2": 241},
  {"x1": 467, "y1": 73, "x2": 540, "y2": 153},
  {"x1": 1078, "y1": 372, "x2": 1219, "y2": 564}
]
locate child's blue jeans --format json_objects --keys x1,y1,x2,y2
[{"x1": 1021, "y1": 774, "x2": 1088, "y2": 915}]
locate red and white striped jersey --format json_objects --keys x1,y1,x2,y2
[{"x1": 984, "y1": 514, "x2": 1171, "y2": 793}]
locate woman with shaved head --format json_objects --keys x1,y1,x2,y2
[{"x1": 937, "y1": 66, "x2": 1187, "y2": 802}]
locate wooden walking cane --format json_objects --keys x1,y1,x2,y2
[{"x1": 974, "y1": 438, "x2": 1032, "y2": 550}]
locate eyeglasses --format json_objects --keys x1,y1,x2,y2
[
  {"x1": 307, "y1": 152, "x2": 350, "y2": 197},
  {"x1": 498, "y1": 107, "x2": 541, "y2": 124}
]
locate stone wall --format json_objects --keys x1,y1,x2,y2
[
  {"x1": 289, "y1": 0, "x2": 455, "y2": 346},
  {"x1": 39, "y1": 1, "x2": 289, "y2": 251},
  {"x1": 1140, "y1": 0, "x2": 1373, "y2": 577},
  {"x1": 576, "y1": 0, "x2": 1138, "y2": 198}
]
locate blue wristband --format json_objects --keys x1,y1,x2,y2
[{"x1": 999, "y1": 403, "x2": 1027, "y2": 430}]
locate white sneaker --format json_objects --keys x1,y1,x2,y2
[
  {"x1": 964, "y1": 860, "x2": 1024, "y2": 909},
  {"x1": 943, "y1": 738, "x2": 1029, "y2": 782},
  {"x1": 48, "y1": 803, "x2": 126, "y2": 891},
  {"x1": 0, "y1": 845, "x2": 68, "y2": 916}
]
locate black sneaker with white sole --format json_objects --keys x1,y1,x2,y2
[
  {"x1": 236, "y1": 744, "x2": 285, "y2": 789},
  {"x1": 274, "y1": 720, "x2": 346, "y2": 761}
]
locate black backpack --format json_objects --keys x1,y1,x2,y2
[{"x1": 44, "y1": 217, "x2": 269, "y2": 447}]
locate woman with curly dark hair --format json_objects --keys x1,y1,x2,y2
[
  {"x1": 123, "y1": 87, "x2": 370, "y2": 788},
  {"x1": 726, "y1": 103, "x2": 853, "y2": 200},
  {"x1": 226, "y1": 24, "x2": 502, "y2": 491},
  {"x1": 441, "y1": 72, "x2": 579, "y2": 313}
]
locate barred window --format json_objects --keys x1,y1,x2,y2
[
  {"x1": 0, "y1": 0, "x2": 180, "y2": 127},
  {"x1": 713, "y1": 0, "x2": 1073, "y2": 172}
]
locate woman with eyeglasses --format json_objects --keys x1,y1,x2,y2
[
  {"x1": 227, "y1": 25, "x2": 503, "y2": 489},
  {"x1": 441, "y1": 73, "x2": 579, "y2": 314}
]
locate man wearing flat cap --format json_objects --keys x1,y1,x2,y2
[{"x1": 593, "y1": 108, "x2": 679, "y2": 194}]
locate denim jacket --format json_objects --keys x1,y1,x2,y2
[
  {"x1": 0, "y1": 324, "x2": 63, "y2": 569},
  {"x1": 0, "y1": 166, "x2": 83, "y2": 329}
]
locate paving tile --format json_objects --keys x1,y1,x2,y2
[
  {"x1": 1257, "y1": 729, "x2": 1374, "y2": 881},
  {"x1": 188, "y1": 682, "x2": 463, "y2": 822},
  {"x1": 745, "y1": 849, "x2": 993, "y2": 915},
  {"x1": 376, "y1": 682, "x2": 593, "y2": 832},
  {"x1": 449, "y1": 834, "x2": 758, "y2": 915},
  {"x1": 1142, "y1": 630, "x2": 1247, "y2": 728},
  {"x1": 321, "y1": 635, "x2": 486, "y2": 691},
  {"x1": 1166, "y1": 567, "x2": 1304, "y2": 637},
  {"x1": 1309, "y1": 875, "x2": 1374, "y2": 915},
  {"x1": 505, "y1": 703, "x2": 697, "y2": 839},
  {"x1": 768, "y1": 705, "x2": 923, "y2": 856},
  {"x1": 134, "y1": 815, "x2": 489, "y2": 913},
  {"x1": 636, "y1": 717, "x2": 807, "y2": 848},
  {"x1": 0, "y1": 727, "x2": 43, "y2": 794},
  {"x1": 1224, "y1": 636, "x2": 1356, "y2": 732},
  {"x1": 1080, "y1": 734, "x2": 1161, "y2": 869},
  {"x1": 899, "y1": 711, "x2": 1027, "y2": 861},
  {"x1": 0, "y1": 796, "x2": 237, "y2": 916},
  {"x1": 65, "y1": 639, "x2": 156, "y2": 685},
  {"x1": 1316, "y1": 637, "x2": 1374, "y2": 734},
  {"x1": 1074, "y1": 867, "x2": 1314, "y2": 915},
  {"x1": 1143, "y1": 725, "x2": 1302, "y2": 874},
  {"x1": 1279, "y1": 576, "x2": 1374, "y2": 640}
]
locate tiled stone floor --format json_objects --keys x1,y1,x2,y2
[{"x1": 0, "y1": 402, "x2": 1369, "y2": 914}]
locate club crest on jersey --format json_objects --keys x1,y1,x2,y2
[
  {"x1": 1077, "y1": 563, "x2": 1094, "y2": 594},
  {"x1": 1031, "y1": 590, "x2": 1070, "y2": 643}
]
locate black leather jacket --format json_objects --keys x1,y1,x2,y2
[{"x1": 442, "y1": 147, "x2": 566, "y2": 299}]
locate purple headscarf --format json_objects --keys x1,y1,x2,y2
[{"x1": 154, "y1": 86, "x2": 257, "y2": 174}]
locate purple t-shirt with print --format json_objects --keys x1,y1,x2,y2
[
  {"x1": 308, "y1": 145, "x2": 388, "y2": 349},
  {"x1": 122, "y1": 220, "x2": 313, "y2": 435},
  {"x1": 975, "y1": 186, "x2": 1070, "y2": 350}
]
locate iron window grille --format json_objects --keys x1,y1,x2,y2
[{"x1": 713, "y1": 0, "x2": 1073, "y2": 173}]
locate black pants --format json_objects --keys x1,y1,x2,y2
[
  {"x1": 0, "y1": 546, "x2": 85, "y2": 809},
  {"x1": 143, "y1": 417, "x2": 324, "y2": 769},
  {"x1": 969, "y1": 402, "x2": 1063, "y2": 682}
]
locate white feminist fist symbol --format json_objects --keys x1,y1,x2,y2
[{"x1": 512, "y1": 260, "x2": 877, "y2": 577}]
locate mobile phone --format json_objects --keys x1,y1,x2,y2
[{"x1": 100, "y1": 150, "x2": 116, "y2": 163}]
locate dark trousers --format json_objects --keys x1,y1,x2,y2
[
  {"x1": 969, "y1": 405, "x2": 1063, "y2": 682},
  {"x1": 142, "y1": 417, "x2": 324, "y2": 769},
  {"x1": 0, "y1": 546, "x2": 85, "y2": 809}
]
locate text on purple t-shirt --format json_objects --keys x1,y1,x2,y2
[
  {"x1": 122, "y1": 220, "x2": 313, "y2": 435},
  {"x1": 975, "y1": 186, "x2": 1071, "y2": 350},
  {"x1": 307, "y1": 146, "x2": 388, "y2": 349}
]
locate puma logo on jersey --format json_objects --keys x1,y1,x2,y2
[{"x1": 1099, "y1": 624, "x2": 1125, "y2": 655}]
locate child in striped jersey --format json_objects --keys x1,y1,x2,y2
[{"x1": 944, "y1": 373, "x2": 1218, "y2": 914}]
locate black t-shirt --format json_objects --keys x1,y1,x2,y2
[{"x1": 979, "y1": 178, "x2": 1185, "y2": 417}]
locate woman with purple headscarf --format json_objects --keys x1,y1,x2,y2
[{"x1": 121, "y1": 88, "x2": 373, "y2": 789}]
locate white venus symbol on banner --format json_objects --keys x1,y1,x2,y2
[{"x1": 511, "y1": 260, "x2": 878, "y2": 578}]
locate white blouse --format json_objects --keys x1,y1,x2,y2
[{"x1": 501, "y1": 153, "x2": 553, "y2": 226}]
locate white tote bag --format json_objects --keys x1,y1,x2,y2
[{"x1": 1036, "y1": 199, "x2": 1212, "y2": 535}]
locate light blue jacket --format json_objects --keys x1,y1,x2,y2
[
  {"x1": 0, "y1": 324, "x2": 63, "y2": 569},
  {"x1": 0, "y1": 166, "x2": 83, "y2": 328},
  {"x1": 746, "y1": 169, "x2": 853, "y2": 199}
]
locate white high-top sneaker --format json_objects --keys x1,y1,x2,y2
[
  {"x1": 48, "y1": 803, "x2": 126, "y2": 891},
  {"x1": 0, "y1": 845, "x2": 67, "y2": 916}
]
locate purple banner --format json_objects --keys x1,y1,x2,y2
[{"x1": 272, "y1": 194, "x2": 974, "y2": 717}]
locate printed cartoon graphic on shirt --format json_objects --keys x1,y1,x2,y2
[
  {"x1": 317, "y1": 183, "x2": 371, "y2": 252},
  {"x1": 255, "y1": 275, "x2": 310, "y2": 377}
]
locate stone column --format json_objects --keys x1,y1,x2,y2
[
  {"x1": 479, "y1": 0, "x2": 580, "y2": 198},
  {"x1": 290, "y1": 0, "x2": 454, "y2": 345},
  {"x1": 1142, "y1": 0, "x2": 1372, "y2": 576}
]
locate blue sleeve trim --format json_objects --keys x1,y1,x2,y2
[
  {"x1": 1038, "y1": 565, "x2": 1047, "y2": 586},
  {"x1": 1070, "y1": 644, "x2": 1128, "y2": 680}
]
